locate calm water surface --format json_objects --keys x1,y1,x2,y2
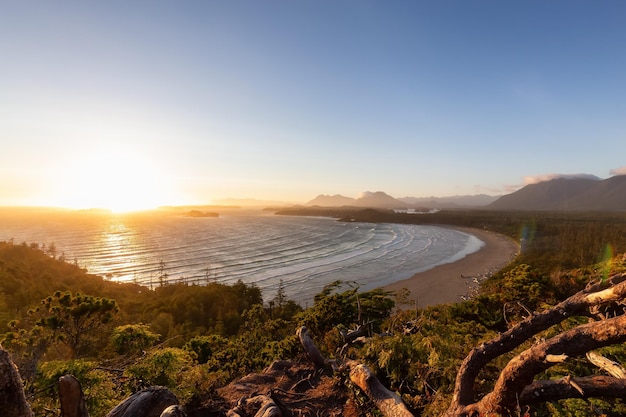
[{"x1": 0, "y1": 209, "x2": 483, "y2": 305}]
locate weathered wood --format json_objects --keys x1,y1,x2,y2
[
  {"x1": 105, "y1": 386, "x2": 178, "y2": 417},
  {"x1": 226, "y1": 395, "x2": 281, "y2": 417},
  {"x1": 586, "y1": 351, "x2": 626, "y2": 379},
  {"x1": 348, "y1": 361, "x2": 414, "y2": 417},
  {"x1": 0, "y1": 345, "x2": 33, "y2": 417},
  {"x1": 59, "y1": 374, "x2": 90, "y2": 417},
  {"x1": 296, "y1": 326, "x2": 327, "y2": 368}
]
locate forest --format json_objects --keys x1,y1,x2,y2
[{"x1": 2, "y1": 209, "x2": 626, "y2": 417}]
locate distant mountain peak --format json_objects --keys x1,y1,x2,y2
[{"x1": 306, "y1": 194, "x2": 356, "y2": 206}]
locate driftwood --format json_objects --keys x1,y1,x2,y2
[
  {"x1": 105, "y1": 386, "x2": 179, "y2": 417},
  {"x1": 298, "y1": 272, "x2": 626, "y2": 417},
  {"x1": 0, "y1": 344, "x2": 33, "y2": 417},
  {"x1": 59, "y1": 374, "x2": 89, "y2": 417}
]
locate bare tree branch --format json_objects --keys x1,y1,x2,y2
[
  {"x1": 446, "y1": 272, "x2": 626, "y2": 415},
  {"x1": 473, "y1": 314, "x2": 626, "y2": 414}
]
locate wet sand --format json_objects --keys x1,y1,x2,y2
[{"x1": 384, "y1": 227, "x2": 519, "y2": 309}]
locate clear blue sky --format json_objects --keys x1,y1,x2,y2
[{"x1": 1, "y1": 1, "x2": 625, "y2": 210}]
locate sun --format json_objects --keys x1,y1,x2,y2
[{"x1": 56, "y1": 147, "x2": 178, "y2": 212}]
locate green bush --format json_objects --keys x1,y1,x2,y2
[
  {"x1": 110, "y1": 324, "x2": 160, "y2": 356},
  {"x1": 34, "y1": 359, "x2": 120, "y2": 417},
  {"x1": 124, "y1": 347, "x2": 196, "y2": 401}
]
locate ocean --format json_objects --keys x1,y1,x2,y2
[{"x1": 0, "y1": 208, "x2": 484, "y2": 305}]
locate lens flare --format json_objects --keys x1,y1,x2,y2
[{"x1": 599, "y1": 243, "x2": 614, "y2": 282}]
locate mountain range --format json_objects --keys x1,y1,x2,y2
[
  {"x1": 306, "y1": 191, "x2": 500, "y2": 209},
  {"x1": 486, "y1": 175, "x2": 626, "y2": 211},
  {"x1": 306, "y1": 176, "x2": 626, "y2": 211}
]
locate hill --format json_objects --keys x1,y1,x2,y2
[{"x1": 488, "y1": 175, "x2": 626, "y2": 211}]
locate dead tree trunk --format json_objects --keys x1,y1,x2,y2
[
  {"x1": 59, "y1": 374, "x2": 89, "y2": 417},
  {"x1": 0, "y1": 345, "x2": 33, "y2": 417},
  {"x1": 105, "y1": 386, "x2": 179, "y2": 417}
]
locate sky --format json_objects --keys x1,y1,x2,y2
[{"x1": 1, "y1": 1, "x2": 626, "y2": 211}]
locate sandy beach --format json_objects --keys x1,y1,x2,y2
[{"x1": 384, "y1": 227, "x2": 519, "y2": 308}]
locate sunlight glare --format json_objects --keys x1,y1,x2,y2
[{"x1": 57, "y1": 148, "x2": 174, "y2": 212}]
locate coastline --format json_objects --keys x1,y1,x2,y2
[{"x1": 383, "y1": 227, "x2": 520, "y2": 309}]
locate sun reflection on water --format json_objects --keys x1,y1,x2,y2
[{"x1": 96, "y1": 218, "x2": 142, "y2": 282}]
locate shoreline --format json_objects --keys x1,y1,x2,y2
[{"x1": 383, "y1": 227, "x2": 520, "y2": 309}]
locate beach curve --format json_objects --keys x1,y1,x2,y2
[{"x1": 383, "y1": 227, "x2": 520, "y2": 308}]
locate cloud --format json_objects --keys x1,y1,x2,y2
[
  {"x1": 610, "y1": 166, "x2": 626, "y2": 176},
  {"x1": 499, "y1": 173, "x2": 600, "y2": 195},
  {"x1": 357, "y1": 191, "x2": 388, "y2": 199},
  {"x1": 522, "y1": 173, "x2": 600, "y2": 185}
]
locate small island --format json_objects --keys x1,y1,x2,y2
[{"x1": 186, "y1": 210, "x2": 219, "y2": 218}]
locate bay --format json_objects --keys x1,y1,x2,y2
[{"x1": 0, "y1": 208, "x2": 483, "y2": 305}]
